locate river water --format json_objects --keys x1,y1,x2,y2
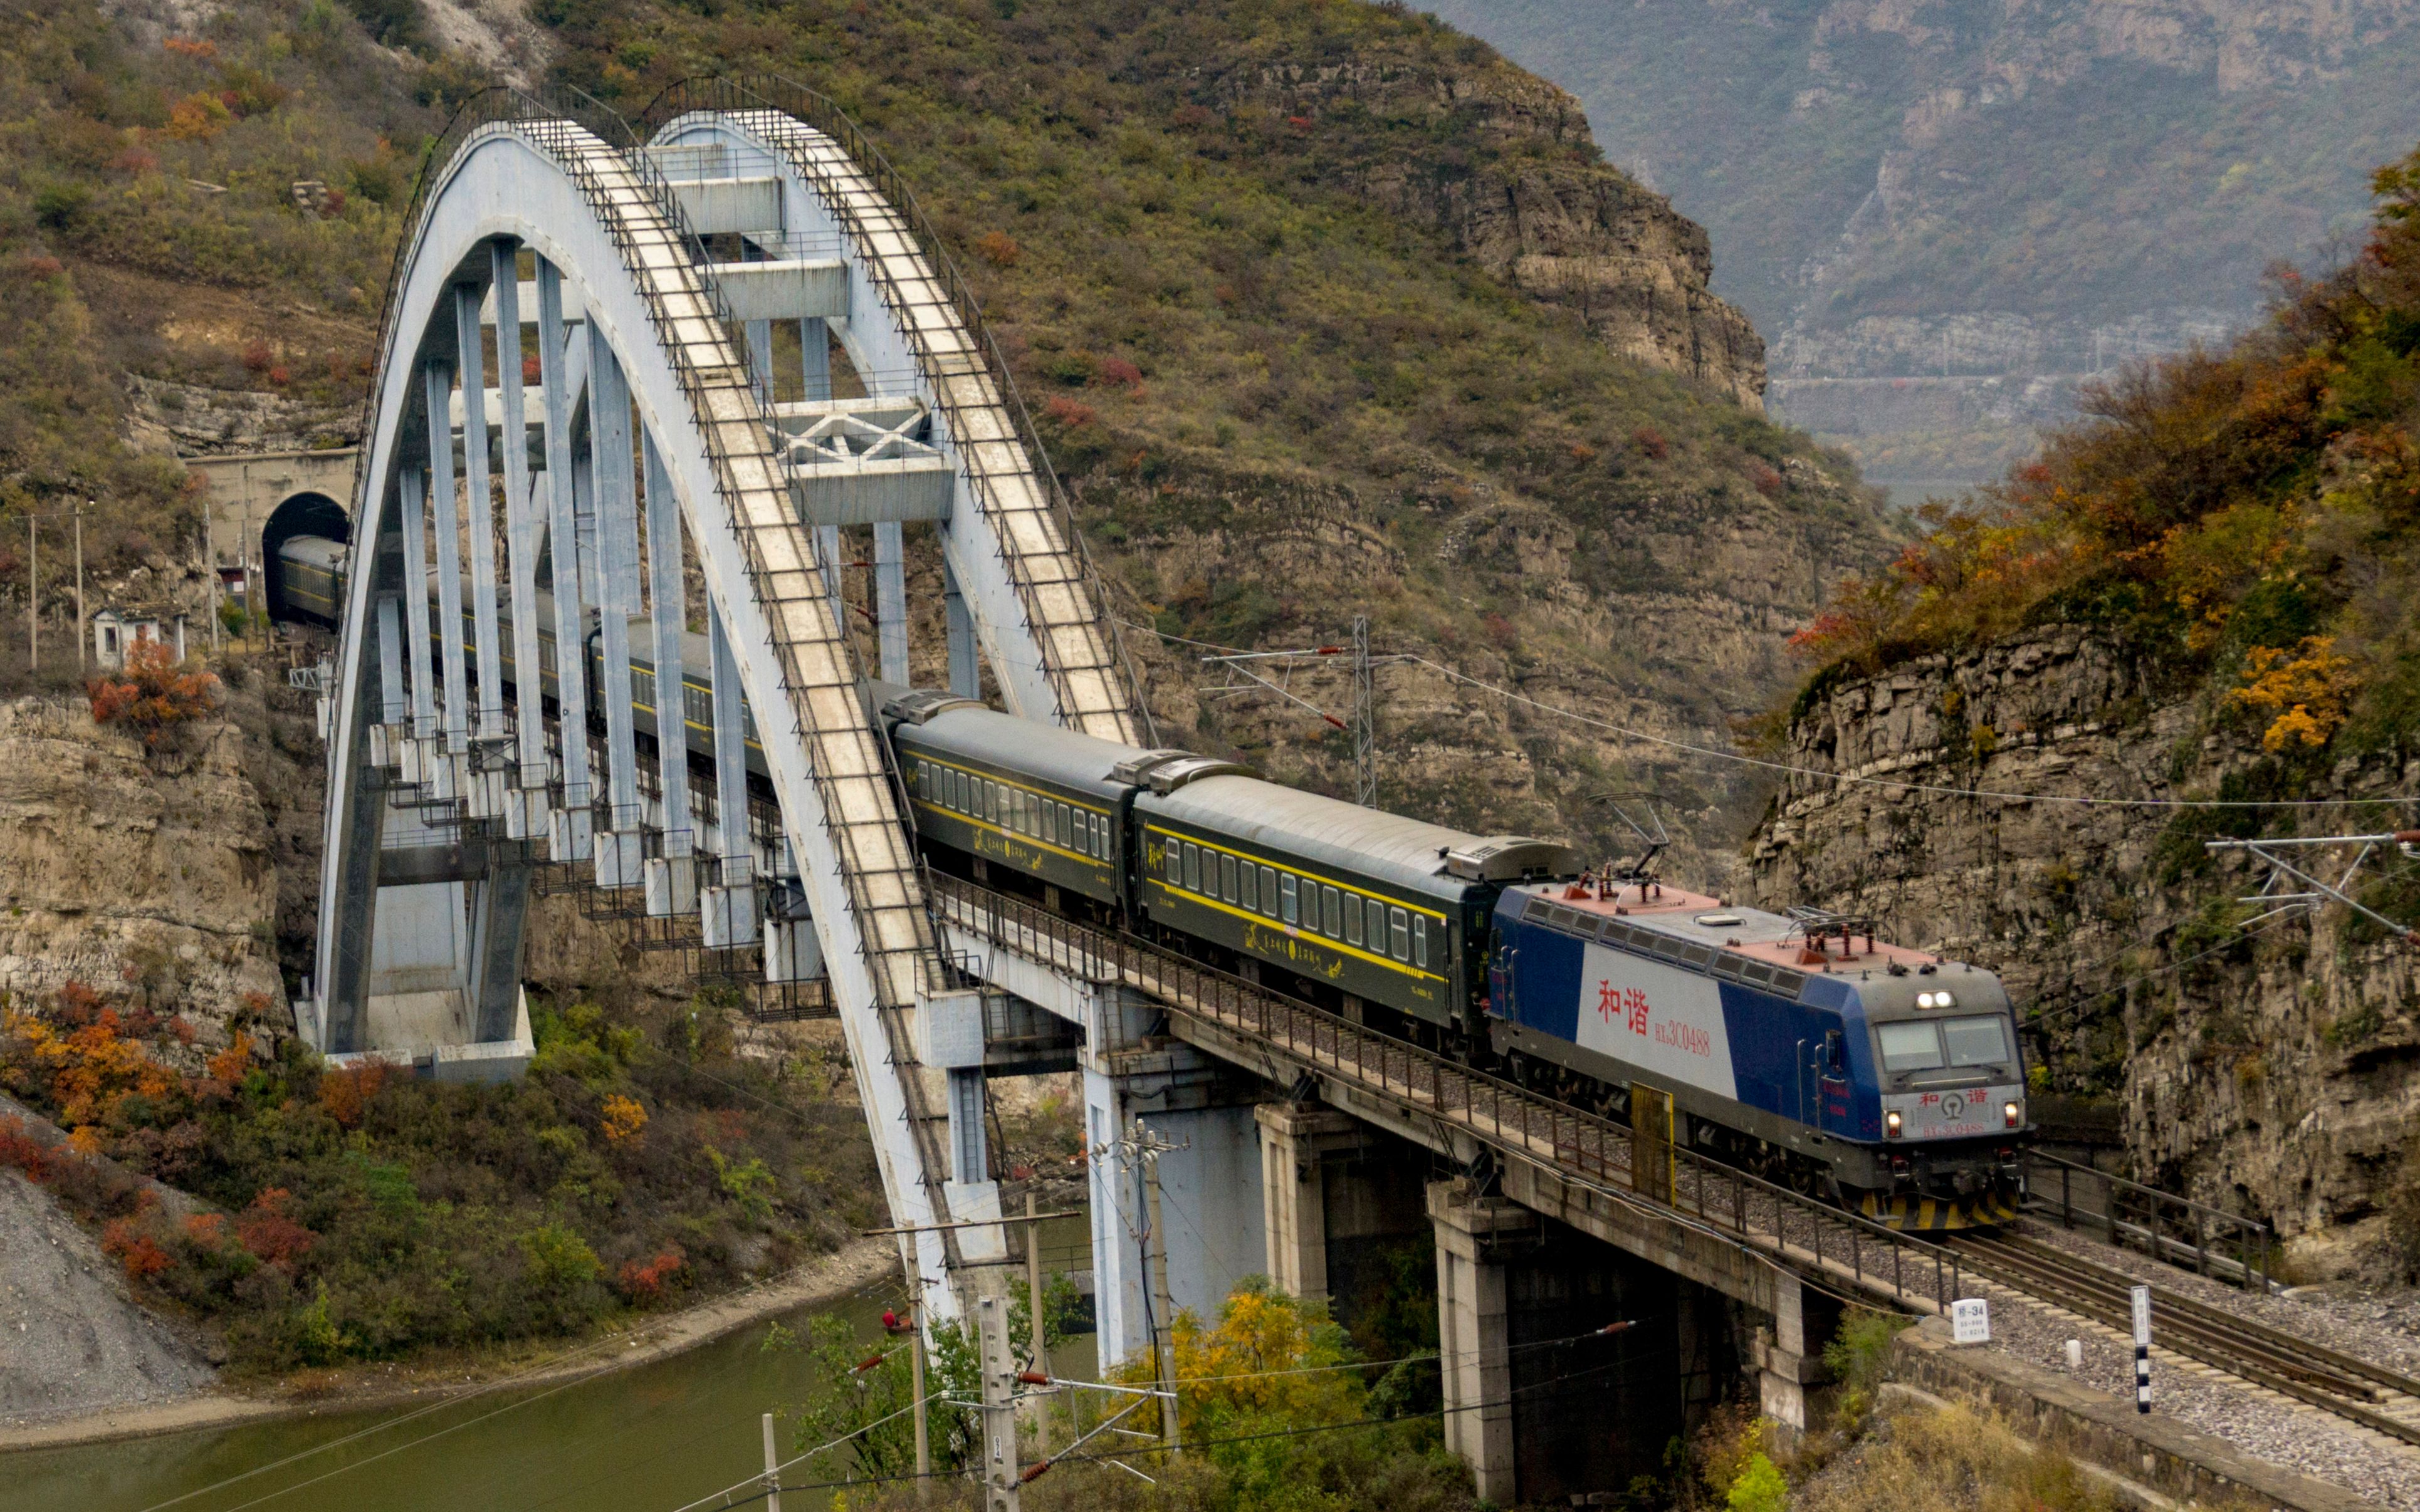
[{"x1": 16, "y1": 1216, "x2": 1101, "y2": 1512}]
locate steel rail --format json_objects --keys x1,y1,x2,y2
[{"x1": 1951, "y1": 1231, "x2": 2420, "y2": 1446}]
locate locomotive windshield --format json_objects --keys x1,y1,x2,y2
[{"x1": 1875, "y1": 1016, "x2": 2013, "y2": 1072}]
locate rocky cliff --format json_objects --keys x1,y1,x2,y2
[
  {"x1": 1218, "y1": 48, "x2": 1768, "y2": 407},
  {"x1": 1747, "y1": 628, "x2": 2420, "y2": 1269},
  {"x1": 0, "y1": 672, "x2": 321, "y2": 1049},
  {"x1": 1067, "y1": 451, "x2": 1879, "y2": 884}
]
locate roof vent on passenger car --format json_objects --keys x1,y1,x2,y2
[
  {"x1": 1108, "y1": 749, "x2": 1257, "y2": 793},
  {"x1": 881, "y1": 689, "x2": 984, "y2": 725},
  {"x1": 1443, "y1": 837, "x2": 1586, "y2": 881}
]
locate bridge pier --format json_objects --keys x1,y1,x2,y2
[
  {"x1": 1255, "y1": 1100, "x2": 1432, "y2": 1335},
  {"x1": 1430, "y1": 1179, "x2": 1526, "y2": 1504},
  {"x1": 1755, "y1": 1271, "x2": 1840, "y2": 1439},
  {"x1": 1081, "y1": 998, "x2": 1267, "y2": 1365},
  {"x1": 1427, "y1": 1177, "x2": 1755, "y2": 1503}
]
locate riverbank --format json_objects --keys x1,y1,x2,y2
[{"x1": 0, "y1": 1234, "x2": 899, "y2": 1454}]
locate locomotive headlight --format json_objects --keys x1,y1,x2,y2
[
  {"x1": 1885, "y1": 1110, "x2": 1903, "y2": 1138},
  {"x1": 2004, "y1": 1100, "x2": 2021, "y2": 1129},
  {"x1": 1915, "y1": 990, "x2": 1957, "y2": 1009}
]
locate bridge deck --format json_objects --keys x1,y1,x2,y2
[{"x1": 930, "y1": 873, "x2": 1983, "y2": 1319}]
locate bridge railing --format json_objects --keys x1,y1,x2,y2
[
  {"x1": 2027, "y1": 1149, "x2": 2276, "y2": 1290},
  {"x1": 636, "y1": 73, "x2": 1157, "y2": 742},
  {"x1": 930, "y1": 872, "x2": 1988, "y2": 1316}
]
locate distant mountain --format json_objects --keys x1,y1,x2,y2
[{"x1": 1425, "y1": 0, "x2": 2420, "y2": 486}]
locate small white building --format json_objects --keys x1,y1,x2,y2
[{"x1": 92, "y1": 608, "x2": 184, "y2": 670}]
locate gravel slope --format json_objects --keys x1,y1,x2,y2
[{"x1": 0, "y1": 1172, "x2": 215, "y2": 1424}]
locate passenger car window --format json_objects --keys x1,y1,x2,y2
[
  {"x1": 1220, "y1": 853, "x2": 1237, "y2": 902},
  {"x1": 1260, "y1": 866, "x2": 1278, "y2": 916},
  {"x1": 1876, "y1": 1021, "x2": 1946, "y2": 1071},
  {"x1": 1413, "y1": 914, "x2": 1428, "y2": 968},
  {"x1": 1281, "y1": 874, "x2": 1299, "y2": 924},
  {"x1": 1941, "y1": 1016, "x2": 2011, "y2": 1068},
  {"x1": 1322, "y1": 885, "x2": 1341, "y2": 936},
  {"x1": 1182, "y1": 842, "x2": 1200, "y2": 892},
  {"x1": 1240, "y1": 861, "x2": 1257, "y2": 910},
  {"x1": 1344, "y1": 895, "x2": 1363, "y2": 946},
  {"x1": 1368, "y1": 898, "x2": 1387, "y2": 948},
  {"x1": 1389, "y1": 908, "x2": 1410, "y2": 961}
]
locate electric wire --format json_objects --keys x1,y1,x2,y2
[
  {"x1": 651, "y1": 1320, "x2": 1652, "y2": 1512},
  {"x1": 658, "y1": 1326, "x2": 1678, "y2": 1511},
  {"x1": 1119, "y1": 618, "x2": 2416, "y2": 811}
]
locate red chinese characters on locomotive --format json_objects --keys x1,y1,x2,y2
[{"x1": 1595, "y1": 981, "x2": 1650, "y2": 1035}]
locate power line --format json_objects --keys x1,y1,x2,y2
[
  {"x1": 1119, "y1": 618, "x2": 2415, "y2": 812},
  {"x1": 656, "y1": 1323, "x2": 1670, "y2": 1512}
]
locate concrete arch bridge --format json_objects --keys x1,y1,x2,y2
[{"x1": 308, "y1": 78, "x2": 1976, "y2": 1504}]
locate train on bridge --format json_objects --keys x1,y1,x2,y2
[
  {"x1": 881, "y1": 690, "x2": 2030, "y2": 1232},
  {"x1": 281, "y1": 531, "x2": 2028, "y2": 1229}
]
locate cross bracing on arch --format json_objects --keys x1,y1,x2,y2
[{"x1": 309, "y1": 84, "x2": 1148, "y2": 1319}]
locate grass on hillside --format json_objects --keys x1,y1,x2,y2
[{"x1": 0, "y1": 0, "x2": 455, "y2": 580}]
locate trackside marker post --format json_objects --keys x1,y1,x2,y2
[{"x1": 2132, "y1": 1285, "x2": 2152, "y2": 1413}]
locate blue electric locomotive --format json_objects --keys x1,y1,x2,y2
[{"x1": 1487, "y1": 877, "x2": 2026, "y2": 1228}]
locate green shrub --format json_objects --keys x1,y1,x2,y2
[{"x1": 1728, "y1": 1452, "x2": 1788, "y2": 1512}]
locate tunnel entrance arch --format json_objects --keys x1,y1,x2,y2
[{"x1": 263, "y1": 491, "x2": 350, "y2": 625}]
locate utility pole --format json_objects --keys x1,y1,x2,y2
[
  {"x1": 1131, "y1": 1114, "x2": 1183, "y2": 1459},
  {"x1": 760, "y1": 1411, "x2": 782, "y2": 1512},
  {"x1": 911, "y1": 1293, "x2": 931, "y2": 1501},
  {"x1": 204, "y1": 504, "x2": 219, "y2": 651},
  {"x1": 1196, "y1": 631, "x2": 1406, "y2": 805},
  {"x1": 1351, "y1": 615, "x2": 1375, "y2": 806},
  {"x1": 74, "y1": 503, "x2": 85, "y2": 675},
  {"x1": 1024, "y1": 1191, "x2": 1052, "y2": 1454},
  {"x1": 977, "y1": 1295, "x2": 1021, "y2": 1512}
]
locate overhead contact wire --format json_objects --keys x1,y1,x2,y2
[{"x1": 1120, "y1": 619, "x2": 2415, "y2": 811}]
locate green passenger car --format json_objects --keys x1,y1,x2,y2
[
  {"x1": 1133, "y1": 779, "x2": 1569, "y2": 1033},
  {"x1": 886, "y1": 692, "x2": 1150, "y2": 907}
]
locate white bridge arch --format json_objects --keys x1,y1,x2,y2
[{"x1": 308, "y1": 83, "x2": 1147, "y2": 1318}]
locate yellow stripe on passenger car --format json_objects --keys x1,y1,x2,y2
[
  {"x1": 1145, "y1": 877, "x2": 1444, "y2": 983},
  {"x1": 1142, "y1": 825, "x2": 1447, "y2": 924}
]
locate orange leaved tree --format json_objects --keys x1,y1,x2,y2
[{"x1": 87, "y1": 639, "x2": 220, "y2": 744}]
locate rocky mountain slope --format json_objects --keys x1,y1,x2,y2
[
  {"x1": 544, "y1": 0, "x2": 1893, "y2": 876},
  {"x1": 1749, "y1": 630, "x2": 2420, "y2": 1264},
  {"x1": 0, "y1": 680, "x2": 305, "y2": 1045},
  {"x1": 0, "y1": 0, "x2": 1903, "y2": 883},
  {"x1": 1742, "y1": 149, "x2": 2420, "y2": 1271},
  {"x1": 1428, "y1": 0, "x2": 2420, "y2": 487}
]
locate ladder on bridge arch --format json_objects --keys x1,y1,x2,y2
[{"x1": 305, "y1": 79, "x2": 1146, "y2": 1321}]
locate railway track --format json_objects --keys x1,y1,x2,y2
[
  {"x1": 935, "y1": 874, "x2": 2420, "y2": 1456},
  {"x1": 1953, "y1": 1230, "x2": 2420, "y2": 1448}
]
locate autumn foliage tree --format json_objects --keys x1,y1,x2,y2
[
  {"x1": 86, "y1": 639, "x2": 221, "y2": 744},
  {"x1": 1784, "y1": 139, "x2": 2420, "y2": 763}
]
